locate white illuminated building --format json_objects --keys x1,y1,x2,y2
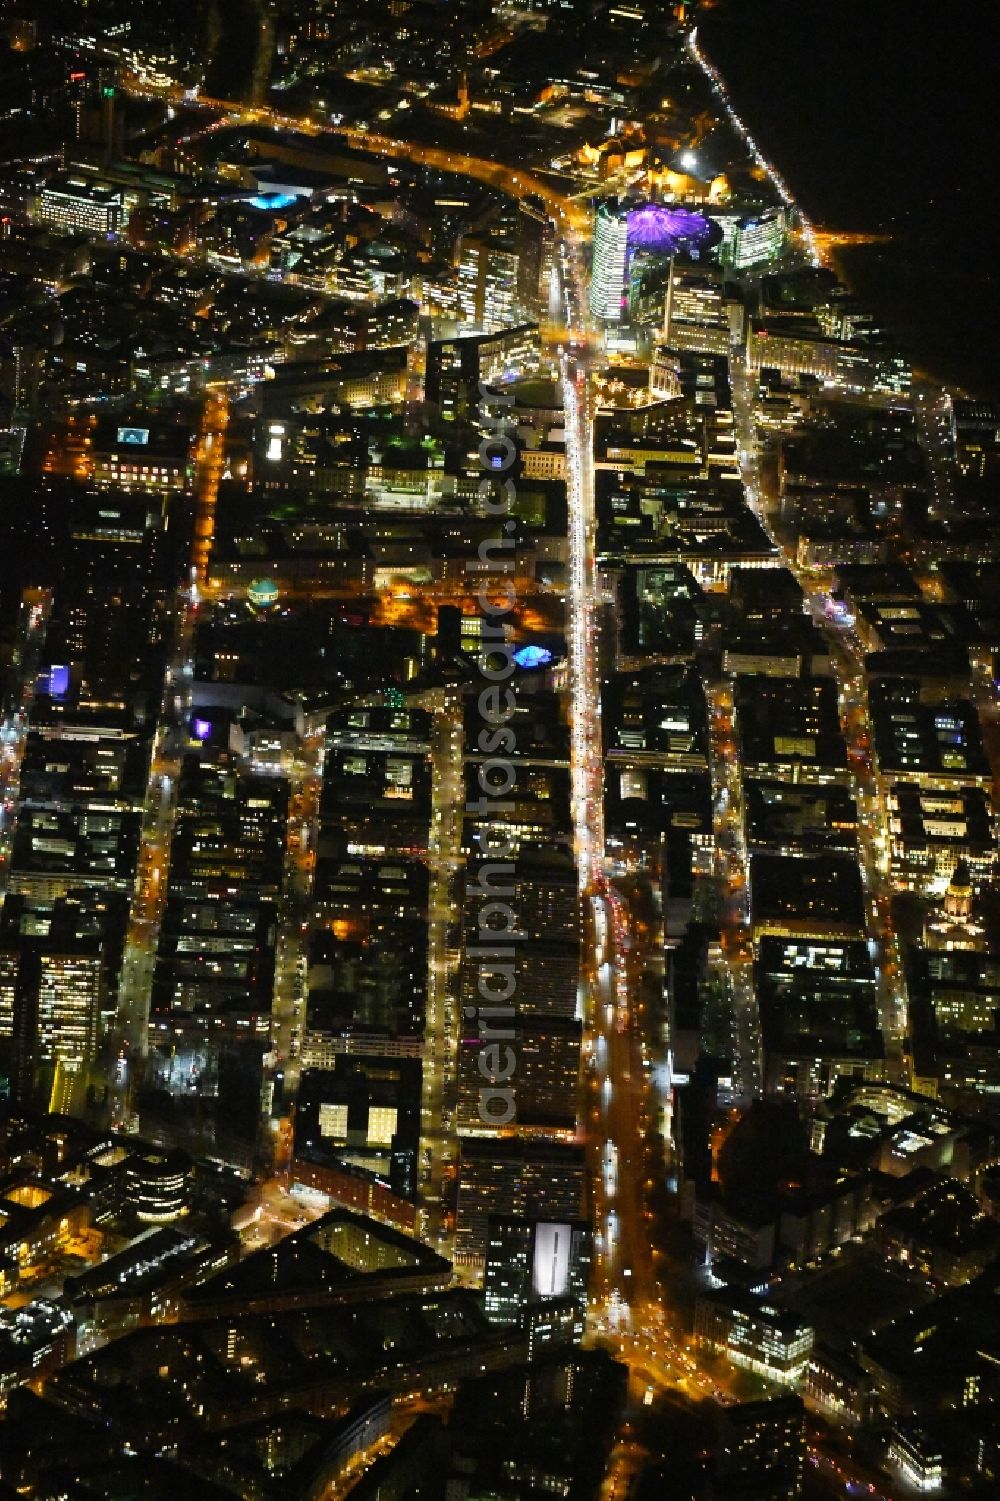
[
  {"x1": 38, "y1": 174, "x2": 122, "y2": 236},
  {"x1": 589, "y1": 201, "x2": 630, "y2": 323}
]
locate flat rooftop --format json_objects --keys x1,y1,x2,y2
[
  {"x1": 182, "y1": 1206, "x2": 450, "y2": 1311},
  {"x1": 750, "y1": 853, "x2": 867, "y2": 936}
]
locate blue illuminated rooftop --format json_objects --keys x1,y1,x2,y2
[
  {"x1": 514, "y1": 645, "x2": 554, "y2": 669},
  {"x1": 247, "y1": 192, "x2": 300, "y2": 211}
]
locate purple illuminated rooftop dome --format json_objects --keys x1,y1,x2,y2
[{"x1": 625, "y1": 203, "x2": 722, "y2": 256}]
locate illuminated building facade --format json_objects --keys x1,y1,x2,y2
[
  {"x1": 37, "y1": 173, "x2": 122, "y2": 236},
  {"x1": 126, "y1": 1151, "x2": 191, "y2": 1224},
  {"x1": 748, "y1": 318, "x2": 911, "y2": 393},
  {"x1": 484, "y1": 1216, "x2": 592, "y2": 1324},
  {"x1": 591, "y1": 200, "x2": 723, "y2": 325},
  {"x1": 37, "y1": 953, "x2": 101, "y2": 1071},
  {"x1": 589, "y1": 201, "x2": 630, "y2": 323},
  {"x1": 426, "y1": 325, "x2": 541, "y2": 420},
  {"x1": 0, "y1": 941, "x2": 101, "y2": 1106},
  {"x1": 888, "y1": 1419, "x2": 943, "y2": 1492},
  {"x1": 695, "y1": 1288, "x2": 814, "y2": 1385},
  {"x1": 456, "y1": 233, "x2": 521, "y2": 333},
  {"x1": 456, "y1": 1139, "x2": 586, "y2": 1261},
  {"x1": 92, "y1": 420, "x2": 194, "y2": 495},
  {"x1": 729, "y1": 206, "x2": 787, "y2": 270},
  {"x1": 663, "y1": 261, "x2": 731, "y2": 354}
]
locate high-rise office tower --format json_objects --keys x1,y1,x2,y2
[
  {"x1": 589, "y1": 201, "x2": 630, "y2": 323},
  {"x1": 456, "y1": 233, "x2": 521, "y2": 333},
  {"x1": 460, "y1": 846, "x2": 580, "y2": 1022},
  {"x1": 458, "y1": 1014, "x2": 581, "y2": 1132},
  {"x1": 0, "y1": 890, "x2": 119, "y2": 1106},
  {"x1": 0, "y1": 944, "x2": 100, "y2": 1104},
  {"x1": 456, "y1": 1138, "x2": 586, "y2": 1261},
  {"x1": 662, "y1": 260, "x2": 731, "y2": 355}
]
